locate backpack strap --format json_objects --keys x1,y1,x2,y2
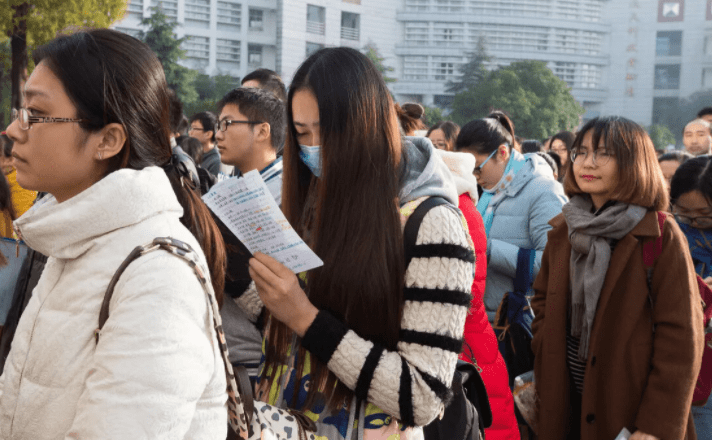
[
  {"x1": 514, "y1": 248, "x2": 535, "y2": 294},
  {"x1": 403, "y1": 196, "x2": 451, "y2": 266},
  {"x1": 95, "y1": 237, "x2": 252, "y2": 438},
  {"x1": 643, "y1": 211, "x2": 666, "y2": 269}
]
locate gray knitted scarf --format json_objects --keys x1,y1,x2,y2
[{"x1": 562, "y1": 195, "x2": 647, "y2": 360}]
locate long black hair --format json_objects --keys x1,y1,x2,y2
[
  {"x1": 33, "y1": 29, "x2": 226, "y2": 301},
  {"x1": 670, "y1": 156, "x2": 712, "y2": 205},
  {"x1": 455, "y1": 110, "x2": 516, "y2": 154},
  {"x1": 268, "y1": 47, "x2": 404, "y2": 412}
]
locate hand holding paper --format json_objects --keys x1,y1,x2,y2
[
  {"x1": 202, "y1": 170, "x2": 323, "y2": 273},
  {"x1": 249, "y1": 252, "x2": 318, "y2": 336}
]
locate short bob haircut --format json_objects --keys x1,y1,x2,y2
[{"x1": 564, "y1": 116, "x2": 669, "y2": 211}]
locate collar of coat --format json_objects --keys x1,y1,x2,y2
[
  {"x1": 545, "y1": 209, "x2": 665, "y2": 358},
  {"x1": 14, "y1": 167, "x2": 183, "y2": 259}
]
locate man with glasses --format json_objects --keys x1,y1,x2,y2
[
  {"x1": 188, "y1": 111, "x2": 221, "y2": 176},
  {"x1": 213, "y1": 87, "x2": 286, "y2": 384}
]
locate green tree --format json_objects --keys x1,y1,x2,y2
[
  {"x1": 1, "y1": 0, "x2": 127, "y2": 109},
  {"x1": 184, "y1": 73, "x2": 240, "y2": 117},
  {"x1": 363, "y1": 41, "x2": 396, "y2": 84},
  {"x1": 446, "y1": 35, "x2": 491, "y2": 96},
  {"x1": 451, "y1": 60, "x2": 584, "y2": 140},
  {"x1": 139, "y1": 7, "x2": 198, "y2": 104},
  {"x1": 651, "y1": 89, "x2": 712, "y2": 147},
  {"x1": 0, "y1": 38, "x2": 12, "y2": 127},
  {"x1": 647, "y1": 124, "x2": 676, "y2": 151},
  {"x1": 422, "y1": 105, "x2": 449, "y2": 127}
]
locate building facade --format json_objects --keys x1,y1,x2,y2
[
  {"x1": 114, "y1": 0, "x2": 400, "y2": 84},
  {"x1": 392, "y1": 0, "x2": 610, "y2": 117},
  {"x1": 601, "y1": 0, "x2": 712, "y2": 127}
]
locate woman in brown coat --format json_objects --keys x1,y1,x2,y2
[{"x1": 531, "y1": 116, "x2": 704, "y2": 440}]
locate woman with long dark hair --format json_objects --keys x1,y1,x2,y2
[
  {"x1": 531, "y1": 117, "x2": 703, "y2": 439},
  {"x1": 242, "y1": 47, "x2": 474, "y2": 438},
  {"x1": 1, "y1": 29, "x2": 228, "y2": 439}
]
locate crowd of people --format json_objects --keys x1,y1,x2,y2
[{"x1": 0, "y1": 28, "x2": 710, "y2": 440}]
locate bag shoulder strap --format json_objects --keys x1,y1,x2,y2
[
  {"x1": 403, "y1": 196, "x2": 451, "y2": 266},
  {"x1": 514, "y1": 247, "x2": 535, "y2": 294},
  {"x1": 95, "y1": 237, "x2": 251, "y2": 437},
  {"x1": 643, "y1": 211, "x2": 666, "y2": 270}
]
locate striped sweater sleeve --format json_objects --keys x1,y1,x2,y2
[{"x1": 301, "y1": 205, "x2": 474, "y2": 426}]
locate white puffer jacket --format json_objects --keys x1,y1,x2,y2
[{"x1": 1, "y1": 167, "x2": 227, "y2": 440}]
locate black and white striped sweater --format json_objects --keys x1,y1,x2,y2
[{"x1": 236, "y1": 203, "x2": 475, "y2": 426}]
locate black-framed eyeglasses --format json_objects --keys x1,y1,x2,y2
[
  {"x1": 570, "y1": 147, "x2": 615, "y2": 166},
  {"x1": 673, "y1": 212, "x2": 712, "y2": 227},
  {"x1": 215, "y1": 119, "x2": 263, "y2": 132},
  {"x1": 474, "y1": 149, "x2": 497, "y2": 175},
  {"x1": 11, "y1": 108, "x2": 87, "y2": 131}
]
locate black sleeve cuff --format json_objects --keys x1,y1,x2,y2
[{"x1": 301, "y1": 310, "x2": 349, "y2": 365}]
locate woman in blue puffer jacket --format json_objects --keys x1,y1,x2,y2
[{"x1": 455, "y1": 111, "x2": 567, "y2": 321}]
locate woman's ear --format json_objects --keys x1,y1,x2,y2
[
  {"x1": 93, "y1": 123, "x2": 127, "y2": 161},
  {"x1": 498, "y1": 144, "x2": 510, "y2": 161}
]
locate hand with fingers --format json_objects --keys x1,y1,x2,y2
[{"x1": 248, "y1": 252, "x2": 319, "y2": 337}]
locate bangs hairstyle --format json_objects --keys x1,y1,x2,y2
[
  {"x1": 269, "y1": 46, "x2": 404, "y2": 412},
  {"x1": 563, "y1": 116, "x2": 669, "y2": 211}
]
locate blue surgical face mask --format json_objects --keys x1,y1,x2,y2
[{"x1": 299, "y1": 144, "x2": 322, "y2": 177}]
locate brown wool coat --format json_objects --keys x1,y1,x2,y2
[{"x1": 531, "y1": 211, "x2": 705, "y2": 440}]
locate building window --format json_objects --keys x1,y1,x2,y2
[
  {"x1": 656, "y1": 31, "x2": 682, "y2": 56},
  {"x1": 652, "y1": 97, "x2": 678, "y2": 125},
  {"x1": 552, "y1": 62, "x2": 577, "y2": 88},
  {"x1": 217, "y1": 1, "x2": 241, "y2": 31},
  {"x1": 434, "y1": 62, "x2": 454, "y2": 80},
  {"x1": 703, "y1": 68, "x2": 712, "y2": 89},
  {"x1": 405, "y1": 22, "x2": 429, "y2": 46},
  {"x1": 654, "y1": 64, "x2": 681, "y2": 89},
  {"x1": 306, "y1": 5, "x2": 325, "y2": 35},
  {"x1": 343, "y1": 0, "x2": 361, "y2": 4},
  {"x1": 248, "y1": 44, "x2": 263, "y2": 67},
  {"x1": 403, "y1": 56, "x2": 428, "y2": 80},
  {"x1": 306, "y1": 42, "x2": 324, "y2": 58},
  {"x1": 217, "y1": 38, "x2": 241, "y2": 63},
  {"x1": 249, "y1": 8, "x2": 264, "y2": 31},
  {"x1": 115, "y1": 27, "x2": 142, "y2": 39},
  {"x1": 150, "y1": 0, "x2": 177, "y2": 19},
  {"x1": 185, "y1": 0, "x2": 210, "y2": 28},
  {"x1": 127, "y1": 0, "x2": 143, "y2": 16},
  {"x1": 184, "y1": 35, "x2": 210, "y2": 59},
  {"x1": 341, "y1": 12, "x2": 360, "y2": 41},
  {"x1": 705, "y1": 35, "x2": 712, "y2": 56},
  {"x1": 434, "y1": 22, "x2": 464, "y2": 47}
]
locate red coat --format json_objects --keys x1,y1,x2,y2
[{"x1": 458, "y1": 193, "x2": 520, "y2": 440}]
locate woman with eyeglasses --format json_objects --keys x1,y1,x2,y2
[
  {"x1": 531, "y1": 116, "x2": 703, "y2": 440},
  {"x1": 454, "y1": 111, "x2": 567, "y2": 323},
  {"x1": 670, "y1": 155, "x2": 712, "y2": 439},
  {"x1": 1, "y1": 29, "x2": 230, "y2": 439}
]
